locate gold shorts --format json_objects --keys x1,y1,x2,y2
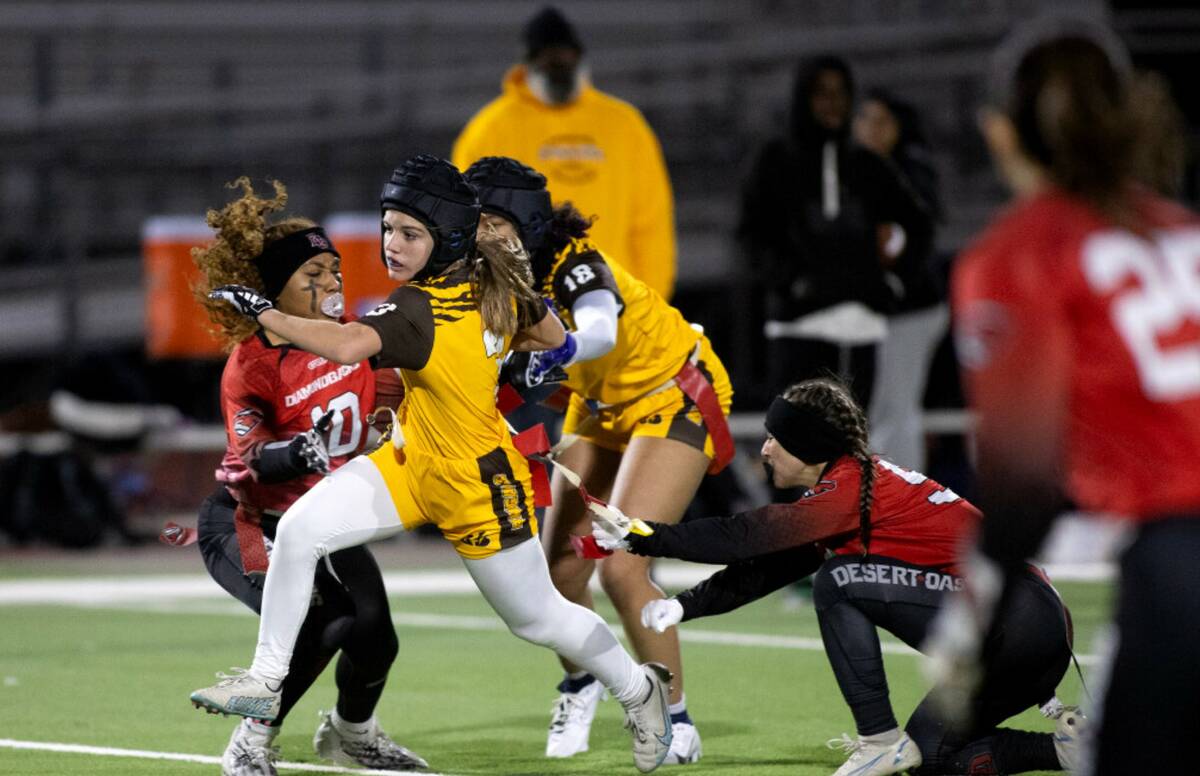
[
  {"x1": 562, "y1": 335, "x2": 732, "y2": 456},
  {"x1": 367, "y1": 441, "x2": 538, "y2": 559}
]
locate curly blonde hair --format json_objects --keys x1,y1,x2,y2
[{"x1": 192, "y1": 177, "x2": 317, "y2": 349}]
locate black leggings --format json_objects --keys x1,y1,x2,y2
[
  {"x1": 813, "y1": 555, "x2": 1070, "y2": 774},
  {"x1": 197, "y1": 488, "x2": 398, "y2": 727},
  {"x1": 1093, "y1": 516, "x2": 1200, "y2": 776}
]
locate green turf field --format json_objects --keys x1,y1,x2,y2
[{"x1": 0, "y1": 570, "x2": 1107, "y2": 775}]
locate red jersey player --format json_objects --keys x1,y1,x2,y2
[
  {"x1": 925, "y1": 17, "x2": 1200, "y2": 776},
  {"x1": 190, "y1": 178, "x2": 421, "y2": 776},
  {"x1": 591, "y1": 378, "x2": 1076, "y2": 776}
]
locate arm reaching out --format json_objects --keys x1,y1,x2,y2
[{"x1": 211, "y1": 285, "x2": 382, "y2": 365}]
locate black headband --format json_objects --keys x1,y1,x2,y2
[
  {"x1": 251, "y1": 227, "x2": 340, "y2": 301},
  {"x1": 764, "y1": 396, "x2": 849, "y2": 464}
]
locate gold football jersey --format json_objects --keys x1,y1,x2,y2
[{"x1": 542, "y1": 238, "x2": 699, "y2": 406}]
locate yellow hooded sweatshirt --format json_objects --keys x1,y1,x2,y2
[{"x1": 452, "y1": 65, "x2": 676, "y2": 301}]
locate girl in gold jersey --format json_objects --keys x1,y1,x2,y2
[
  {"x1": 465, "y1": 157, "x2": 734, "y2": 765},
  {"x1": 193, "y1": 155, "x2": 675, "y2": 774}
]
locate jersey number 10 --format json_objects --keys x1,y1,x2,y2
[{"x1": 309, "y1": 391, "x2": 362, "y2": 457}]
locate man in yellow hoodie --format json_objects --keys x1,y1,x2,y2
[{"x1": 452, "y1": 6, "x2": 677, "y2": 301}]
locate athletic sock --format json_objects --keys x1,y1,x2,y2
[
  {"x1": 244, "y1": 719, "x2": 279, "y2": 745},
  {"x1": 557, "y1": 671, "x2": 597, "y2": 694},
  {"x1": 861, "y1": 727, "x2": 902, "y2": 746},
  {"x1": 331, "y1": 709, "x2": 375, "y2": 741},
  {"x1": 668, "y1": 695, "x2": 692, "y2": 725},
  {"x1": 614, "y1": 668, "x2": 652, "y2": 708}
]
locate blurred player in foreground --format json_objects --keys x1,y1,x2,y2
[
  {"x1": 464, "y1": 156, "x2": 733, "y2": 764},
  {"x1": 591, "y1": 378, "x2": 1080, "y2": 775},
  {"x1": 923, "y1": 16, "x2": 1200, "y2": 776},
  {"x1": 190, "y1": 178, "x2": 420, "y2": 775},
  {"x1": 192, "y1": 156, "x2": 675, "y2": 773}
]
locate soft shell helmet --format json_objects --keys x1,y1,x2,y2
[
  {"x1": 464, "y1": 156, "x2": 553, "y2": 259},
  {"x1": 380, "y1": 155, "x2": 480, "y2": 281}
]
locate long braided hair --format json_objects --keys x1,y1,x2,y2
[{"x1": 781, "y1": 378, "x2": 877, "y2": 554}]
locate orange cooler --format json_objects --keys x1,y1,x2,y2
[
  {"x1": 325, "y1": 213, "x2": 394, "y2": 318},
  {"x1": 143, "y1": 215, "x2": 222, "y2": 359}
]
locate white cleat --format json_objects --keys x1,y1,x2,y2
[
  {"x1": 221, "y1": 719, "x2": 279, "y2": 776},
  {"x1": 191, "y1": 668, "x2": 281, "y2": 722},
  {"x1": 1052, "y1": 706, "x2": 1087, "y2": 772},
  {"x1": 827, "y1": 732, "x2": 922, "y2": 776},
  {"x1": 621, "y1": 663, "x2": 674, "y2": 773},
  {"x1": 545, "y1": 678, "x2": 606, "y2": 758},
  {"x1": 663, "y1": 721, "x2": 702, "y2": 765},
  {"x1": 312, "y1": 711, "x2": 428, "y2": 770}
]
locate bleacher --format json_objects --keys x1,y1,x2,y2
[{"x1": 0, "y1": 0, "x2": 1109, "y2": 363}]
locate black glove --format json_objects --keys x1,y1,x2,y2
[
  {"x1": 256, "y1": 410, "x2": 333, "y2": 483},
  {"x1": 500, "y1": 350, "x2": 569, "y2": 393},
  {"x1": 210, "y1": 284, "x2": 274, "y2": 319}
]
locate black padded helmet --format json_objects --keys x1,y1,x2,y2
[
  {"x1": 464, "y1": 156, "x2": 554, "y2": 258},
  {"x1": 380, "y1": 154, "x2": 480, "y2": 281}
]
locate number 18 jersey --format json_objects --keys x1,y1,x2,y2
[
  {"x1": 954, "y1": 187, "x2": 1200, "y2": 521},
  {"x1": 217, "y1": 330, "x2": 377, "y2": 516}
]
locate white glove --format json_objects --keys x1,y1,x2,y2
[
  {"x1": 591, "y1": 514, "x2": 631, "y2": 552},
  {"x1": 640, "y1": 598, "x2": 684, "y2": 633}
]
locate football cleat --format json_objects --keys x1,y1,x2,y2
[
  {"x1": 826, "y1": 731, "x2": 922, "y2": 776},
  {"x1": 621, "y1": 663, "x2": 674, "y2": 773},
  {"x1": 663, "y1": 721, "x2": 702, "y2": 765},
  {"x1": 1052, "y1": 706, "x2": 1087, "y2": 772},
  {"x1": 545, "y1": 677, "x2": 606, "y2": 758},
  {"x1": 313, "y1": 711, "x2": 428, "y2": 770},
  {"x1": 221, "y1": 719, "x2": 279, "y2": 776},
  {"x1": 190, "y1": 668, "x2": 281, "y2": 722}
]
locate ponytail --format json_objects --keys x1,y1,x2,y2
[
  {"x1": 531, "y1": 202, "x2": 596, "y2": 283},
  {"x1": 469, "y1": 233, "x2": 541, "y2": 338},
  {"x1": 995, "y1": 21, "x2": 1185, "y2": 228},
  {"x1": 781, "y1": 378, "x2": 876, "y2": 555}
]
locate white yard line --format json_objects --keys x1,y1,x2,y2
[
  {"x1": 0, "y1": 567, "x2": 1104, "y2": 666},
  {"x1": 0, "y1": 738, "x2": 457, "y2": 775},
  {"x1": 0, "y1": 561, "x2": 1113, "y2": 606}
]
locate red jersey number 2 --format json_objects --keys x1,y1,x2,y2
[
  {"x1": 309, "y1": 391, "x2": 362, "y2": 457},
  {"x1": 1083, "y1": 228, "x2": 1200, "y2": 401}
]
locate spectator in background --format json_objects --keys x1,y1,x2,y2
[
  {"x1": 452, "y1": 5, "x2": 677, "y2": 300},
  {"x1": 737, "y1": 56, "x2": 933, "y2": 412},
  {"x1": 853, "y1": 90, "x2": 948, "y2": 471}
]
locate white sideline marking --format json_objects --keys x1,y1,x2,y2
[
  {"x1": 0, "y1": 564, "x2": 720, "y2": 605},
  {"x1": 0, "y1": 738, "x2": 455, "y2": 775},
  {"x1": 0, "y1": 560, "x2": 1113, "y2": 606},
  {"x1": 0, "y1": 569, "x2": 1103, "y2": 666},
  {"x1": 85, "y1": 594, "x2": 1102, "y2": 667}
]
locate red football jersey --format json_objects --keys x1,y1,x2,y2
[
  {"x1": 217, "y1": 331, "x2": 377, "y2": 516},
  {"x1": 954, "y1": 187, "x2": 1200, "y2": 521},
  {"x1": 810, "y1": 457, "x2": 979, "y2": 570},
  {"x1": 659, "y1": 456, "x2": 979, "y2": 570}
]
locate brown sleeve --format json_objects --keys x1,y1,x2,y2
[
  {"x1": 517, "y1": 297, "x2": 550, "y2": 329},
  {"x1": 358, "y1": 286, "x2": 435, "y2": 370},
  {"x1": 551, "y1": 248, "x2": 625, "y2": 314}
]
